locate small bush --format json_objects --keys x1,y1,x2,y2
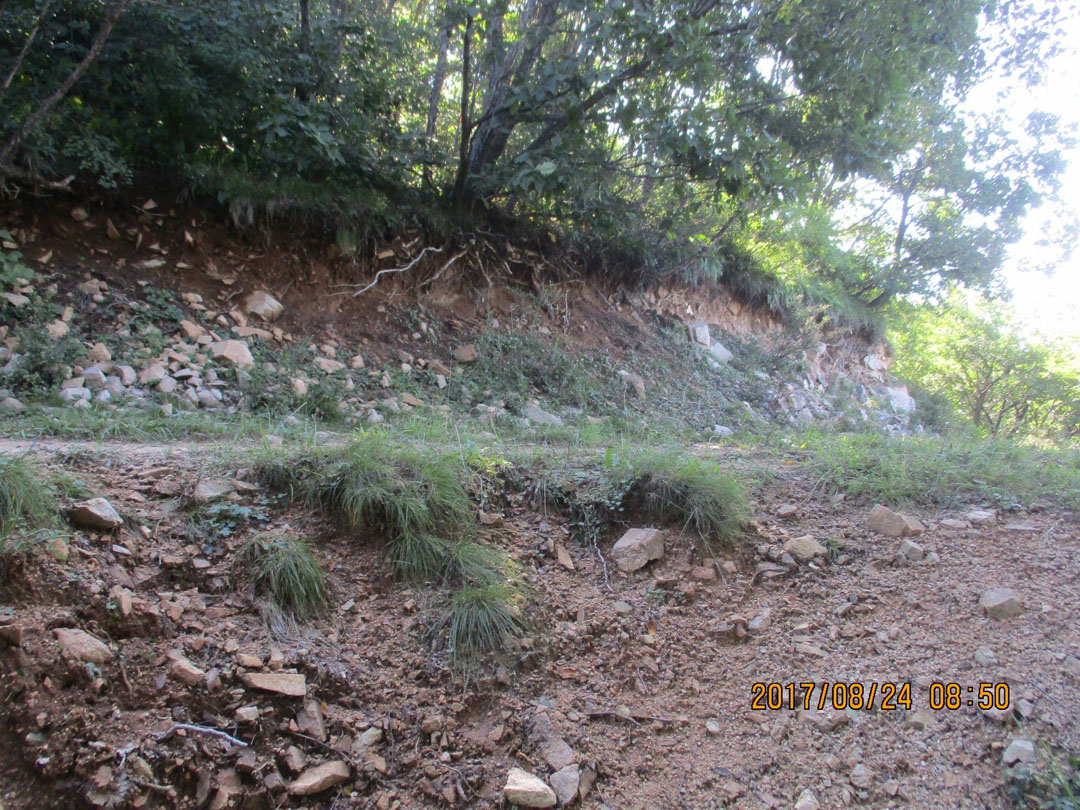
[
  {"x1": 0, "y1": 454, "x2": 59, "y2": 550},
  {"x1": 239, "y1": 535, "x2": 329, "y2": 618},
  {"x1": 5, "y1": 326, "x2": 84, "y2": 394},
  {"x1": 804, "y1": 430, "x2": 1080, "y2": 510}
]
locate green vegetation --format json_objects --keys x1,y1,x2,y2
[
  {"x1": 0, "y1": 453, "x2": 59, "y2": 555},
  {"x1": 802, "y1": 431, "x2": 1080, "y2": 511},
  {"x1": 1, "y1": 0, "x2": 1067, "y2": 322},
  {"x1": 1007, "y1": 746, "x2": 1080, "y2": 809},
  {"x1": 619, "y1": 450, "x2": 751, "y2": 552},
  {"x1": 255, "y1": 431, "x2": 527, "y2": 666},
  {"x1": 436, "y1": 585, "x2": 529, "y2": 672},
  {"x1": 892, "y1": 298, "x2": 1080, "y2": 442},
  {"x1": 239, "y1": 535, "x2": 330, "y2": 619}
]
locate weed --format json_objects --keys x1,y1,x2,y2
[
  {"x1": 187, "y1": 501, "x2": 271, "y2": 554},
  {"x1": 4, "y1": 326, "x2": 84, "y2": 394},
  {"x1": 239, "y1": 535, "x2": 330, "y2": 618},
  {"x1": 1006, "y1": 744, "x2": 1080, "y2": 809}
]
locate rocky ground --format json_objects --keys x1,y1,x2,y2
[{"x1": 0, "y1": 435, "x2": 1076, "y2": 810}]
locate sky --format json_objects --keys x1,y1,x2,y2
[{"x1": 988, "y1": 4, "x2": 1080, "y2": 342}]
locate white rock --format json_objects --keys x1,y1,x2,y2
[
  {"x1": 67, "y1": 497, "x2": 123, "y2": 529},
  {"x1": 243, "y1": 290, "x2": 284, "y2": 322},
  {"x1": 866, "y1": 504, "x2": 923, "y2": 537},
  {"x1": 523, "y1": 402, "x2": 563, "y2": 426},
  {"x1": 688, "y1": 321, "x2": 711, "y2": 346},
  {"x1": 139, "y1": 364, "x2": 169, "y2": 384},
  {"x1": 610, "y1": 528, "x2": 664, "y2": 572},
  {"x1": 503, "y1": 768, "x2": 556, "y2": 808},
  {"x1": 210, "y1": 340, "x2": 254, "y2": 367},
  {"x1": 194, "y1": 479, "x2": 234, "y2": 503},
  {"x1": 898, "y1": 538, "x2": 924, "y2": 562},
  {"x1": 1002, "y1": 738, "x2": 1036, "y2": 766},
  {"x1": 974, "y1": 646, "x2": 997, "y2": 666},
  {"x1": 795, "y1": 789, "x2": 821, "y2": 810},
  {"x1": 87, "y1": 342, "x2": 111, "y2": 363},
  {"x1": 1, "y1": 396, "x2": 26, "y2": 413},
  {"x1": 60, "y1": 386, "x2": 91, "y2": 403},
  {"x1": 709, "y1": 340, "x2": 733, "y2": 363},
  {"x1": 966, "y1": 509, "x2": 997, "y2": 527},
  {"x1": 313, "y1": 357, "x2": 345, "y2": 374}
]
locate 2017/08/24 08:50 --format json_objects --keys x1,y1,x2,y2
[{"x1": 749, "y1": 682, "x2": 1011, "y2": 711}]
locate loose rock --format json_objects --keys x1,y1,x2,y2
[
  {"x1": 980, "y1": 588, "x2": 1023, "y2": 619},
  {"x1": 503, "y1": 768, "x2": 557, "y2": 808},
  {"x1": 866, "y1": 504, "x2": 924, "y2": 537},
  {"x1": 66, "y1": 497, "x2": 123, "y2": 530},
  {"x1": 783, "y1": 535, "x2": 826, "y2": 563},
  {"x1": 610, "y1": 528, "x2": 664, "y2": 573},
  {"x1": 241, "y1": 672, "x2": 307, "y2": 696},
  {"x1": 287, "y1": 761, "x2": 350, "y2": 796},
  {"x1": 244, "y1": 291, "x2": 285, "y2": 322},
  {"x1": 54, "y1": 628, "x2": 112, "y2": 663}
]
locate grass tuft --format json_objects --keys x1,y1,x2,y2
[
  {"x1": 441, "y1": 585, "x2": 528, "y2": 669},
  {"x1": 616, "y1": 449, "x2": 751, "y2": 551},
  {"x1": 0, "y1": 454, "x2": 59, "y2": 553},
  {"x1": 239, "y1": 535, "x2": 330, "y2": 618}
]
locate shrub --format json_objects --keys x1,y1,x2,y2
[
  {"x1": 0, "y1": 454, "x2": 59, "y2": 560},
  {"x1": 239, "y1": 535, "x2": 329, "y2": 618}
]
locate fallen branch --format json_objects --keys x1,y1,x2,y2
[
  {"x1": 154, "y1": 723, "x2": 246, "y2": 748},
  {"x1": 348, "y1": 246, "x2": 443, "y2": 297}
]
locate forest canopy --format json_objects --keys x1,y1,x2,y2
[{"x1": 0, "y1": 0, "x2": 1073, "y2": 316}]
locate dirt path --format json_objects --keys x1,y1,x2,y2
[{"x1": 0, "y1": 439, "x2": 1075, "y2": 809}]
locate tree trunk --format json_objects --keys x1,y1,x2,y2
[
  {"x1": 450, "y1": 12, "x2": 472, "y2": 210},
  {"x1": 0, "y1": 0, "x2": 131, "y2": 171}
]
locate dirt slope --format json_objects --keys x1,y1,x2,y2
[{"x1": 1, "y1": 439, "x2": 1076, "y2": 810}]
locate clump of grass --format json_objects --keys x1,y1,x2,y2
[
  {"x1": 256, "y1": 432, "x2": 472, "y2": 579},
  {"x1": 803, "y1": 430, "x2": 1080, "y2": 509},
  {"x1": 239, "y1": 535, "x2": 329, "y2": 618},
  {"x1": 439, "y1": 585, "x2": 528, "y2": 670},
  {"x1": 615, "y1": 449, "x2": 751, "y2": 551},
  {"x1": 0, "y1": 454, "x2": 59, "y2": 552},
  {"x1": 255, "y1": 432, "x2": 531, "y2": 667}
]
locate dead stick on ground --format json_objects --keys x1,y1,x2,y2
[{"x1": 155, "y1": 723, "x2": 247, "y2": 748}]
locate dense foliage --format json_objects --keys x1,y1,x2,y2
[{"x1": 0, "y1": 0, "x2": 1071, "y2": 311}]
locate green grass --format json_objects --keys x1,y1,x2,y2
[
  {"x1": 0, "y1": 403, "x2": 333, "y2": 443},
  {"x1": 239, "y1": 535, "x2": 330, "y2": 618},
  {"x1": 439, "y1": 584, "x2": 529, "y2": 671},
  {"x1": 616, "y1": 448, "x2": 751, "y2": 552},
  {"x1": 254, "y1": 430, "x2": 530, "y2": 666},
  {"x1": 0, "y1": 454, "x2": 60, "y2": 557},
  {"x1": 801, "y1": 430, "x2": 1080, "y2": 509}
]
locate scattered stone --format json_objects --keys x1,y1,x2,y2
[
  {"x1": 0, "y1": 292, "x2": 30, "y2": 308},
  {"x1": 980, "y1": 588, "x2": 1023, "y2": 619},
  {"x1": 244, "y1": 291, "x2": 285, "y2": 322},
  {"x1": 776, "y1": 503, "x2": 799, "y2": 518},
  {"x1": 54, "y1": 628, "x2": 112, "y2": 663},
  {"x1": 688, "y1": 321, "x2": 710, "y2": 346},
  {"x1": 82, "y1": 366, "x2": 107, "y2": 388},
  {"x1": 139, "y1": 364, "x2": 168, "y2": 384},
  {"x1": 503, "y1": 768, "x2": 556, "y2": 808},
  {"x1": 296, "y1": 700, "x2": 327, "y2": 742},
  {"x1": 1002, "y1": 739, "x2": 1036, "y2": 766},
  {"x1": 705, "y1": 719, "x2": 721, "y2": 735},
  {"x1": 794, "y1": 789, "x2": 820, "y2": 810},
  {"x1": 617, "y1": 369, "x2": 646, "y2": 399},
  {"x1": 401, "y1": 392, "x2": 425, "y2": 408},
  {"x1": 549, "y1": 764, "x2": 580, "y2": 806},
  {"x1": 179, "y1": 319, "x2": 205, "y2": 340},
  {"x1": 236, "y1": 706, "x2": 260, "y2": 723},
  {"x1": 523, "y1": 402, "x2": 563, "y2": 426},
  {"x1": 194, "y1": 479, "x2": 234, "y2": 503},
  {"x1": 529, "y1": 712, "x2": 575, "y2": 770},
  {"x1": 691, "y1": 565, "x2": 716, "y2": 582},
  {"x1": 453, "y1": 344, "x2": 478, "y2": 364},
  {"x1": 45, "y1": 536, "x2": 69, "y2": 561},
  {"x1": 966, "y1": 509, "x2": 997, "y2": 527},
  {"x1": 941, "y1": 518, "x2": 969, "y2": 529},
  {"x1": 210, "y1": 340, "x2": 254, "y2": 367},
  {"x1": 66, "y1": 497, "x2": 123, "y2": 530},
  {"x1": 850, "y1": 763, "x2": 873, "y2": 789},
  {"x1": 974, "y1": 647, "x2": 997, "y2": 666},
  {"x1": 866, "y1": 504, "x2": 923, "y2": 537},
  {"x1": 709, "y1": 340, "x2": 733, "y2": 363},
  {"x1": 170, "y1": 657, "x2": 206, "y2": 687},
  {"x1": 898, "y1": 538, "x2": 924, "y2": 562},
  {"x1": 610, "y1": 527, "x2": 664, "y2": 573},
  {"x1": 59, "y1": 386, "x2": 91, "y2": 403},
  {"x1": 287, "y1": 761, "x2": 350, "y2": 796},
  {"x1": 0, "y1": 396, "x2": 25, "y2": 413},
  {"x1": 87, "y1": 342, "x2": 111, "y2": 363},
  {"x1": 241, "y1": 672, "x2": 307, "y2": 697},
  {"x1": 71, "y1": 206, "x2": 90, "y2": 222},
  {"x1": 46, "y1": 320, "x2": 69, "y2": 339},
  {"x1": 612, "y1": 601, "x2": 632, "y2": 615},
  {"x1": 349, "y1": 354, "x2": 365, "y2": 369},
  {"x1": 283, "y1": 746, "x2": 307, "y2": 774},
  {"x1": 313, "y1": 357, "x2": 345, "y2": 374},
  {"x1": 783, "y1": 535, "x2": 826, "y2": 563}
]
